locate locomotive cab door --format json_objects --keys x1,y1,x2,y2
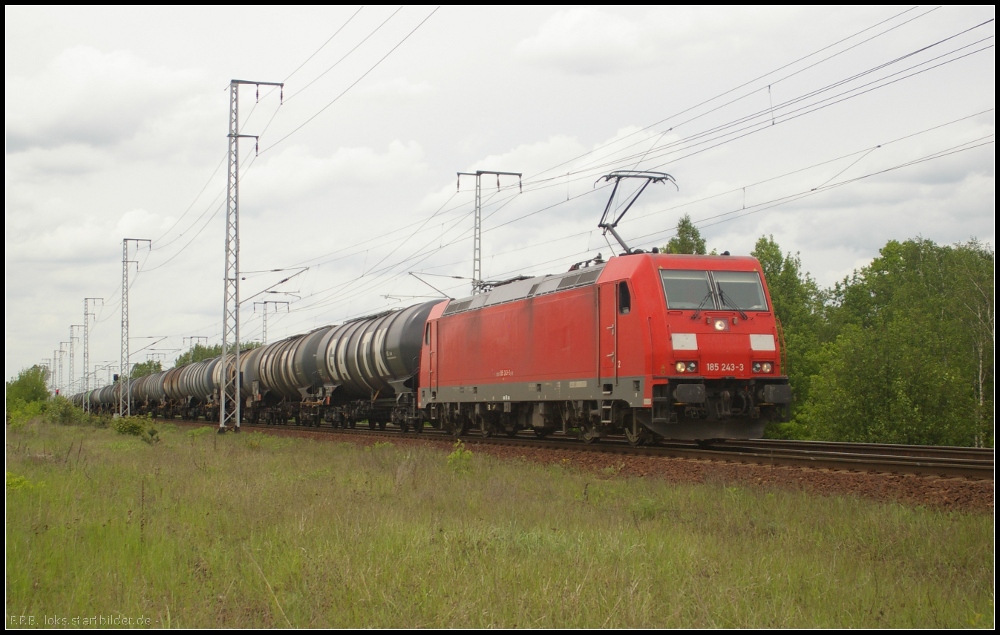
[
  {"x1": 598, "y1": 282, "x2": 618, "y2": 389},
  {"x1": 427, "y1": 320, "x2": 439, "y2": 396}
]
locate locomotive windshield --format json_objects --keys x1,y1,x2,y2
[
  {"x1": 660, "y1": 270, "x2": 768, "y2": 311},
  {"x1": 659, "y1": 270, "x2": 714, "y2": 309}
]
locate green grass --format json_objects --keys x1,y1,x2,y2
[{"x1": 5, "y1": 421, "x2": 994, "y2": 628}]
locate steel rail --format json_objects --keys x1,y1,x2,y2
[{"x1": 171, "y1": 419, "x2": 994, "y2": 480}]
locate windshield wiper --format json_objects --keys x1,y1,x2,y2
[
  {"x1": 690, "y1": 291, "x2": 715, "y2": 320},
  {"x1": 716, "y1": 283, "x2": 748, "y2": 320}
]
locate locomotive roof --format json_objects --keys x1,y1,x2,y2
[{"x1": 442, "y1": 252, "x2": 762, "y2": 317}]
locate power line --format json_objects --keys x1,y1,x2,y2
[
  {"x1": 284, "y1": 6, "x2": 402, "y2": 102},
  {"x1": 260, "y1": 6, "x2": 440, "y2": 154},
  {"x1": 284, "y1": 6, "x2": 366, "y2": 83}
]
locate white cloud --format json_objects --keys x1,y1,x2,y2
[
  {"x1": 245, "y1": 140, "x2": 429, "y2": 207},
  {"x1": 356, "y1": 77, "x2": 432, "y2": 99},
  {"x1": 513, "y1": 8, "x2": 656, "y2": 75},
  {"x1": 5, "y1": 46, "x2": 206, "y2": 151}
]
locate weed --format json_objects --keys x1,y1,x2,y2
[
  {"x1": 447, "y1": 439, "x2": 473, "y2": 474},
  {"x1": 141, "y1": 427, "x2": 161, "y2": 446},
  {"x1": 6, "y1": 472, "x2": 44, "y2": 491},
  {"x1": 601, "y1": 462, "x2": 626, "y2": 476},
  {"x1": 187, "y1": 426, "x2": 215, "y2": 438}
]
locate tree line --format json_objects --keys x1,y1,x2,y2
[{"x1": 666, "y1": 214, "x2": 994, "y2": 447}]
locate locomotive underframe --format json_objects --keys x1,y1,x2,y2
[{"x1": 423, "y1": 374, "x2": 790, "y2": 442}]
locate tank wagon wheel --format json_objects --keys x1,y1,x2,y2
[
  {"x1": 413, "y1": 420, "x2": 424, "y2": 434},
  {"x1": 533, "y1": 428, "x2": 552, "y2": 439},
  {"x1": 378, "y1": 421, "x2": 387, "y2": 431},
  {"x1": 368, "y1": 419, "x2": 378, "y2": 431},
  {"x1": 505, "y1": 428, "x2": 519, "y2": 439}
]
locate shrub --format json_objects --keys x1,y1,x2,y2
[
  {"x1": 446, "y1": 439, "x2": 473, "y2": 474},
  {"x1": 114, "y1": 417, "x2": 147, "y2": 437}
]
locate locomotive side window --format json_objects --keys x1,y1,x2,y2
[
  {"x1": 618, "y1": 282, "x2": 631, "y2": 314},
  {"x1": 660, "y1": 270, "x2": 714, "y2": 309},
  {"x1": 713, "y1": 271, "x2": 768, "y2": 311}
]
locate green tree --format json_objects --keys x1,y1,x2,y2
[
  {"x1": 129, "y1": 359, "x2": 162, "y2": 379},
  {"x1": 663, "y1": 214, "x2": 707, "y2": 255},
  {"x1": 174, "y1": 343, "x2": 223, "y2": 368},
  {"x1": 174, "y1": 341, "x2": 262, "y2": 368},
  {"x1": 802, "y1": 238, "x2": 993, "y2": 447},
  {"x1": 6, "y1": 365, "x2": 50, "y2": 405},
  {"x1": 751, "y1": 236, "x2": 826, "y2": 437}
]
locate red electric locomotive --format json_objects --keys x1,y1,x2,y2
[
  {"x1": 418, "y1": 251, "x2": 790, "y2": 443},
  {"x1": 418, "y1": 171, "x2": 790, "y2": 442}
]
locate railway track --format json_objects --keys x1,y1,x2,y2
[{"x1": 171, "y1": 418, "x2": 994, "y2": 481}]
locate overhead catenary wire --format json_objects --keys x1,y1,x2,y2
[
  {"x1": 283, "y1": 6, "x2": 402, "y2": 103},
  {"x1": 260, "y1": 6, "x2": 441, "y2": 154},
  {"x1": 256, "y1": 120, "x2": 996, "y2": 336},
  {"x1": 142, "y1": 8, "x2": 986, "y2": 290},
  {"x1": 283, "y1": 6, "x2": 366, "y2": 84},
  {"x1": 67, "y1": 8, "x2": 994, "y2": 363}
]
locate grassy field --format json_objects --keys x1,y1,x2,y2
[{"x1": 5, "y1": 419, "x2": 994, "y2": 628}]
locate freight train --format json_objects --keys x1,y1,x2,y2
[
  {"x1": 71, "y1": 251, "x2": 791, "y2": 443},
  {"x1": 71, "y1": 172, "x2": 792, "y2": 443}
]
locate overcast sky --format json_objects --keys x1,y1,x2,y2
[{"x1": 5, "y1": 5, "x2": 995, "y2": 390}]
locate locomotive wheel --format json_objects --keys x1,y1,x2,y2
[{"x1": 624, "y1": 425, "x2": 645, "y2": 447}]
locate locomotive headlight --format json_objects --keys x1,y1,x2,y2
[
  {"x1": 712, "y1": 318, "x2": 729, "y2": 332},
  {"x1": 687, "y1": 362, "x2": 697, "y2": 373},
  {"x1": 762, "y1": 362, "x2": 773, "y2": 373},
  {"x1": 675, "y1": 362, "x2": 687, "y2": 373},
  {"x1": 752, "y1": 362, "x2": 761, "y2": 373}
]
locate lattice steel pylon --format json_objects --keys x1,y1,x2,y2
[
  {"x1": 83, "y1": 297, "x2": 102, "y2": 411},
  {"x1": 456, "y1": 170, "x2": 522, "y2": 295},
  {"x1": 253, "y1": 300, "x2": 289, "y2": 345},
  {"x1": 221, "y1": 79, "x2": 282, "y2": 433},
  {"x1": 120, "y1": 239, "x2": 149, "y2": 417},
  {"x1": 69, "y1": 325, "x2": 84, "y2": 396},
  {"x1": 59, "y1": 342, "x2": 70, "y2": 395}
]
